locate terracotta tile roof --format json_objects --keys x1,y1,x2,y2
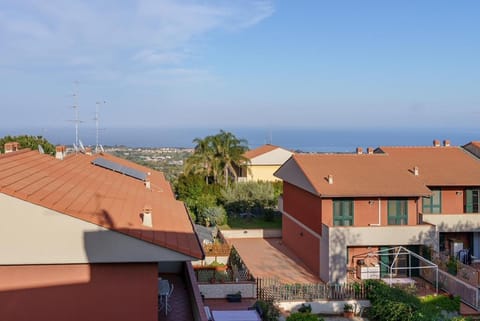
[
  {"x1": 379, "y1": 146, "x2": 480, "y2": 186},
  {"x1": 0, "y1": 149, "x2": 204, "y2": 259},
  {"x1": 279, "y1": 153, "x2": 431, "y2": 197},
  {"x1": 244, "y1": 144, "x2": 281, "y2": 160}
]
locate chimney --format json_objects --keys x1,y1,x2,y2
[
  {"x1": 413, "y1": 166, "x2": 419, "y2": 176},
  {"x1": 85, "y1": 147, "x2": 92, "y2": 155},
  {"x1": 145, "y1": 179, "x2": 151, "y2": 190},
  {"x1": 356, "y1": 147, "x2": 363, "y2": 154},
  {"x1": 443, "y1": 139, "x2": 451, "y2": 147},
  {"x1": 367, "y1": 147, "x2": 374, "y2": 154},
  {"x1": 327, "y1": 174, "x2": 334, "y2": 185},
  {"x1": 142, "y1": 206, "x2": 153, "y2": 227},
  {"x1": 4, "y1": 142, "x2": 20, "y2": 153},
  {"x1": 55, "y1": 145, "x2": 66, "y2": 160},
  {"x1": 433, "y1": 139, "x2": 440, "y2": 147}
]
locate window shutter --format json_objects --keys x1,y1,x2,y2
[{"x1": 466, "y1": 189, "x2": 473, "y2": 213}]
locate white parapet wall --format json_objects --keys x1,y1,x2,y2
[
  {"x1": 278, "y1": 300, "x2": 371, "y2": 315},
  {"x1": 192, "y1": 256, "x2": 229, "y2": 267},
  {"x1": 220, "y1": 229, "x2": 282, "y2": 239},
  {"x1": 198, "y1": 282, "x2": 257, "y2": 299}
]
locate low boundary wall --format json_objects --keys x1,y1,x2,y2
[{"x1": 220, "y1": 229, "x2": 281, "y2": 239}]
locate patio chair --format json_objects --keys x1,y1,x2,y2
[{"x1": 166, "y1": 283, "x2": 174, "y2": 312}]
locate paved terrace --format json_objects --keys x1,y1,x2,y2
[
  {"x1": 158, "y1": 274, "x2": 194, "y2": 321},
  {"x1": 225, "y1": 237, "x2": 321, "y2": 283}
]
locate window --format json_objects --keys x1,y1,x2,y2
[
  {"x1": 388, "y1": 199, "x2": 408, "y2": 225},
  {"x1": 333, "y1": 199, "x2": 354, "y2": 226},
  {"x1": 422, "y1": 189, "x2": 441, "y2": 214},
  {"x1": 465, "y1": 189, "x2": 480, "y2": 213}
]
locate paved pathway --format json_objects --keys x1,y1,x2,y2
[{"x1": 226, "y1": 237, "x2": 320, "y2": 283}]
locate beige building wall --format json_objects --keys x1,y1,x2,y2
[
  {"x1": 247, "y1": 165, "x2": 282, "y2": 181},
  {"x1": 0, "y1": 193, "x2": 196, "y2": 264}
]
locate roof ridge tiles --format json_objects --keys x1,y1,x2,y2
[{"x1": 0, "y1": 149, "x2": 31, "y2": 160}]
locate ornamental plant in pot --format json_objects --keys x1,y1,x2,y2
[{"x1": 343, "y1": 303, "x2": 354, "y2": 318}]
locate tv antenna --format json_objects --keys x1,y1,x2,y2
[
  {"x1": 95, "y1": 100, "x2": 107, "y2": 153},
  {"x1": 265, "y1": 130, "x2": 273, "y2": 145},
  {"x1": 78, "y1": 139, "x2": 86, "y2": 153},
  {"x1": 67, "y1": 81, "x2": 84, "y2": 147}
]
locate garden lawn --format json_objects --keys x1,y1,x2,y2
[{"x1": 219, "y1": 215, "x2": 282, "y2": 229}]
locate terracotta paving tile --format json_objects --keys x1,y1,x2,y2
[{"x1": 226, "y1": 237, "x2": 321, "y2": 283}]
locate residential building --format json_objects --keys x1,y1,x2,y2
[
  {"x1": 0, "y1": 145, "x2": 205, "y2": 321},
  {"x1": 378, "y1": 140, "x2": 480, "y2": 260},
  {"x1": 275, "y1": 142, "x2": 480, "y2": 283},
  {"x1": 238, "y1": 144, "x2": 293, "y2": 182}
]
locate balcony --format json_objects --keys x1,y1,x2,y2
[
  {"x1": 421, "y1": 213, "x2": 480, "y2": 232},
  {"x1": 327, "y1": 224, "x2": 436, "y2": 248}
]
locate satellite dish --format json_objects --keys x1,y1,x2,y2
[
  {"x1": 73, "y1": 143, "x2": 79, "y2": 152},
  {"x1": 79, "y1": 140, "x2": 86, "y2": 153},
  {"x1": 38, "y1": 145, "x2": 45, "y2": 154}
]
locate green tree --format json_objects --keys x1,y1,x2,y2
[
  {"x1": 212, "y1": 130, "x2": 249, "y2": 186},
  {"x1": 221, "y1": 181, "x2": 276, "y2": 214},
  {"x1": 0, "y1": 135, "x2": 55, "y2": 155},
  {"x1": 174, "y1": 173, "x2": 221, "y2": 222},
  {"x1": 185, "y1": 130, "x2": 249, "y2": 186}
]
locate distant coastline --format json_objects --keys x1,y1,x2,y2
[{"x1": 1, "y1": 127, "x2": 478, "y2": 152}]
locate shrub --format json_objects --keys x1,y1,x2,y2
[
  {"x1": 446, "y1": 257, "x2": 458, "y2": 276},
  {"x1": 221, "y1": 181, "x2": 276, "y2": 214},
  {"x1": 255, "y1": 299, "x2": 280, "y2": 321},
  {"x1": 287, "y1": 313, "x2": 322, "y2": 321},
  {"x1": 365, "y1": 280, "x2": 461, "y2": 321},
  {"x1": 199, "y1": 206, "x2": 227, "y2": 226},
  {"x1": 298, "y1": 303, "x2": 312, "y2": 313},
  {"x1": 344, "y1": 303, "x2": 354, "y2": 312}
]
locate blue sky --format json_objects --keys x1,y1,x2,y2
[{"x1": 1, "y1": 0, "x2": 479, "y2": 131}]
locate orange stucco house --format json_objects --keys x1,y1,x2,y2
[
  {"x1": 275, "y1": 140, "x2": 480, "y2": 283},
  {"x1": 0, "y1": 145, "x2": 205, "y2": 321}
]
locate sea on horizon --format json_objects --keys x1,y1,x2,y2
[{"x1": 1, "y1": 126, "x2": 478, "y2": 153}]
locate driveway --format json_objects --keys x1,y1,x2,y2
[{"x1": 226, "y1": 237, "x2": 321, "y2": 283}]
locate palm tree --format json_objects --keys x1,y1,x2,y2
[
  {"x1": 212, "y1": 130, "x2": 249, "y2": 187},
  {"x1": 185, "y1": 136, "x2": 215, "y2": 184},
  {"x1": 184, "y1": 130, "x2": 249, "y2": 186}
]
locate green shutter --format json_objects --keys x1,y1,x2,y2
[{"x1": 466, "y1": 189, "x2": 473, "y2": 213}]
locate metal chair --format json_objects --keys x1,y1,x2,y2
[{"x1": 166, "y1": 283, "x2": 174, "y2": 313}]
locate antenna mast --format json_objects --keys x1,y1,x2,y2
[
  {"x1": 95, "y1": 100, "x2": 106, "y2": 153},
  {"x1": 72, "y1": 81, "x2": 80, "y2": 147}
]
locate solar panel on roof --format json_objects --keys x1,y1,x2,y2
[{"x1": 92, "y1": 157, "x2": 147, "y2": 181}]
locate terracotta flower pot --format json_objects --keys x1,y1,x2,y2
[{"x1": 343, "y1": 311, "x2": 354, "y2": 318}]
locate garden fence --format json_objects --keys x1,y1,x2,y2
[{"x1": 256, "y1": 278, "x2": 368, "y2": 302}]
